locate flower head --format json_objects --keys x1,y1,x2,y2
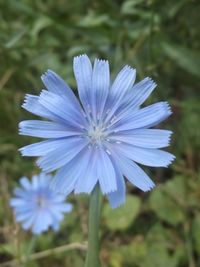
[
  {"x1": 19, "y1": 55, "x2": 174, "y2": 208},
  {"x1": 10, "y1": 173, "x2": 72, "y2": 234}
]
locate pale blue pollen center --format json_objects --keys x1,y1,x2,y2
[
  {"x1": 87, "y1": 125, "x2": 107, "y2": 144},
  {"x1": 36, "y1": 196, "x2": 49, "y2": 209}
]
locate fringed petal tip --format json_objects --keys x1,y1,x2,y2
[
  {"x1": 73, "y1": 54, "x2": 89, "y2": 63},
  {"x1": 119, "y1": 65, "x2": 136, "y2": 83},
  {"x1": 18, "y1": 121, "x2": 24, "y2": 134},
  {"x1": 18, "y1": 147, "x2": 25, "y2": 156},
  {"x1": 104, "y1": 187, "x2": 118, "y2": 195},
  {"x1": 41, "y1": 69, "x2": 57, "y2": 81},
  {"x1": 141, "y1": 179, "x2": 156, "y2": 192},
  {"x1": 21, "y1": 94, "x2": 38, "y2": 111},
  {"x1": 165, "y1": 154, "x2": 176, "y2": 167},
  {"x1": 122, "y1": 64, "x2": 136, "y2": 73},
  {"x1": 94, "y1": 58, "x2": 109, "y2": 64},
  {"x1": 150, "y1": 80, "x2": 157, "y2": 90},
  {"x1": 163, "y1": 101, "x2": 172, "y2": 115},
  {"x1": 41, "y1": 70, "x2": 50, "y2": 80},
  {"x1": 39, "y1": 89, "x2": 49, "y2": 98},
  {"x1": 144, "y1": 182, "x2": 156, "y2": 192},
  {"x1": 36, "y1": 158, "x2": 48, "y2": 172},
  {"x1": 21, "y1": 94, "x2": 31, "y2": 107},
  {"x1": 18, "y1": 130, "x2": 23, "y2": 136},
  {"x1": 145, "y1": 76, "x2": 157, "y2": 85},
  {"x1": 74, "y1": 186, "x2": 117, "y2": 196},
  {"x1": 166, "y1": 130, "x2": 173, "y2": 146}
]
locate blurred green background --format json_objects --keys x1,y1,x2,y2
[{"x1": 0, "y1": 0, "x2": 200, "y2": 266}]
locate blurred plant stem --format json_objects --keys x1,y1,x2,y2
[
  {"x1": 25, "y1": 236, "x2": 37, "y2": 262},
  {"x1": 0, "y1": 242, "x2": 87, "y2": 266},
  {"x1": 84, "y1": 185, "x2": 102, "y2": 267}
]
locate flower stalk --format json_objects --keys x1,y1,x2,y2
[{"x1": 84, "y1": 185, "x2": 102, "y2": 267}]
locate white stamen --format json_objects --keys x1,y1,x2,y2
[{"x1": 106, "y1": 149, "x2": 111, "y2": 155}]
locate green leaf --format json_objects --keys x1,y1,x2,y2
[
  {"x1": 121, "y1": 0, "x2": 144, "y2": 15},
  {"x1": 192, "y1": 213, "x2": 200, "y2": 253},
  {"x1": 30, "y1": 16, "x2": 53, "y2": 39},
  {"x1": 142, "y1": 243, "x2": 181, "y2": 267},
  {"x1": 162, "y1": 42, "x2": 200, "y2": 77},
  {"x1": 149, "y1": 177, "x2": 186, "y2": 225},
  {"x1": 77, "y1": 11, "x2": 114, "y2": 27},
  {"x1": 109, "y1": 240, "x2": 147, "y2": 267},
  {"x1": 103, "y1": 195, "x2": 141, "y2": 231},
  {"x1": 165, "y1": 176, "x2": 186, "y2": 204},
  {"x1": 5, "y1": 27, "x2": 27, "y2": 48}
]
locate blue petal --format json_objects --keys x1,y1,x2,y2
[
  {"x1": 123, "y1": 77, "x2": 156, "y2": 109},
  {"x1": 32, "y1": 175, "x2": 40, "y2": 189},
  {"x1": 49, "y1": 206, "x2": 65, "y2": 221},
  {"x1": 22, "y1": 94, "x2": 64, "y2": 123},
  {"x1": 73, "y1": 55, "x2": 92, "y2": 111},
  {"x1": 118, "y1": 155, "x2": 155, "y2": 191},
  {"x1": 38, "y1": 210, "x2": 53, "y2": 229},
  {"x1": 59, "y1": 146, "x2": 117, "y2": 195},
  {"x1": 38, "y1": 173, "x2": 51, "y2": 187},
  {"x1": 106, "y1": 146, "x2": 155, "y2": 191},
  {"x1": 96, "y1": 147, "x2": 117, "y2": 194},
  {"x1": 14, "y1": 205, "x2": 31, "y2": 213},
  {"x1": 51, "y1": 165, "x2": 78, "y2": 195},
  {"x1": 19, "y1": 140, "x2": 57, "y2": 157},
  {"x1": 10, "y1": 198, "x2": 26, "y2": 207},
  {"x1": 51, "y1": 148, "x2": 91, "y2": 194},
  {"x1": 115, "y1": 77, "x2": 156, "y2": 118},
  {"x1": 19, "y1": 177, "x2": 32, "y2": 190},
  {"x1": 55, "y1": 203, "x2": 73, "y2": 213},
  {"x1": 52, "y1": 194, "x2": 66, "y2": 203},
  {"x1": 38, "y1": 90, "x2": 87, "y2": 129},
  {"x1": 19, "y1": 120, "x2": 81, "y2": 139},
  {"x1": 110, "y1": 102, "x2": 172, "y2": 132},
  {"x1": 91, "y1": 59, "x2": 110, "y2": 121},
  {"x1": 110, "y1": 66, "x2": 136, "y2": 101},
  {"x1": 41, "y1": 70, "x2": 81, "y2": 110},
  {"x1": 74, "y1": 147, "x2": 98, "y2": 194},
  {"x1": 32, "y1": 212, "x2": 47, "y2": 234},
  {"x1": 110, "y1": 129, "x2": 172, "y2": 148},
  {"x1": 15, "y1": 210, "x2": 33, "y2": 222},
  {"x1": 21, "y1": 213, "x2": 37, "y2": 230},
  {"x1": 107, "y1": 161, "x2": 126, "y2": 209},
  {"x1": 13, "y1": 188, "x2": 27, "y2": 198},
  {"x1": 37, "y1": 137, "x2": 89, "y2": 172},
  {"x1": 104, "y1": 65, "x2": 136, "y2": 123},
  {"x1": 113, "y1": 143, "x2": 175, "y2": 167}
]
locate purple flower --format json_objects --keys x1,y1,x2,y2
[
  {"x1": 10, "y1": 173, "x2": 72, "y2": 234},
  {"x1": 19, "y1": 55, "x2": 174, "y2": 208}
]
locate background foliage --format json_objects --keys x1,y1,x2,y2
[{"x1": 0, "y1": 0, "x2": 200, "y2": 266}]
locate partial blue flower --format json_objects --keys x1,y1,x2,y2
[
  {"x1": 19, "y1": 55, "x2": 175, "y2": 208},
  {"x1": 10, "y1": 173, "x2": 73, "y2": 234}
]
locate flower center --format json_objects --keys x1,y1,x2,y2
[
  {"x1": 88, "y1": 125, "x2": 106, "y2": 144},
  {"x1": 37, "y1": 196, "x2": 48, "y2": 209}
]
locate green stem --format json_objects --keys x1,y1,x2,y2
[
  {"x1": 84, "y1": 185, "x2": 102, "y2": 267},
  {"x1": 25, "y1": 236, "x2": 37, "y2": 261}
]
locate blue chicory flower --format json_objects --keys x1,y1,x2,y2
[
  {"x1": 19, "y1": 55, "x2": 175, "y2": 208},
  {"x1": 10, "y1": 173, "x2": 73, "y2": 234}
]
